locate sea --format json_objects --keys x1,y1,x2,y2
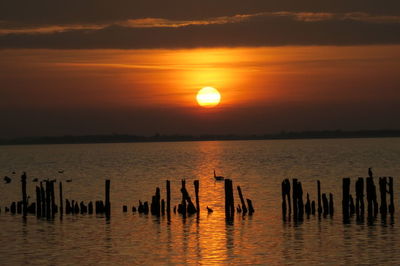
[{"x1": 1, "y1": 138, "x2": 400, "y2": 265}]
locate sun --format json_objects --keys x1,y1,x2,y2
[{"x1": 196, "y1": 87, "x2": 221, "y2": 108}]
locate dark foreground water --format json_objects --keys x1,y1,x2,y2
[{"x1": 1, "y1": 138, "x2": 400, "y2": 265}]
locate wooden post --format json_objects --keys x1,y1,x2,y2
[
  {"x1": 166, "y1": 180, "x2": 171, "y2": 220},
  {"x1": 50, "y1": 181, "x2": 56, "y2": 217},
  {"x1": 229, "y1": 180, "x2": 234, "y2": 218},
  {"x1": 105, "y1": 179, "x2": 110, "y2": 219},
  {"x1": 40, "y1": 182, "x2": 46, "y2": 217},
  {"x1": 281, "y1": 181, "x2": 287, "y2": 218},
  {"x1": 355, "y1": 177, "x2": 364, "y2": 219},
  {"x1": 292, "y1": 179, "x2": 298, "y2": 219},
  {"x1": 59, "y1": 182, "x2": 63, "y2": 217},
  {"x1": 66, "y1": 199, "x2": 71, "y2": 214},
  {"x1": 286, "y1": 179, "x2": 291, "y2": 217},
  {"x1": 329, "y1": 193, "x2": 334, "y2": 216},
  {"x1": 379, "y1": 177, "x2": 387, "y2": 216},
  {"x1": 298, "y1": 182, "x2": 304, "y2": 219},
  {"x1": 305, "y1": 193, "x2": 311, "y2": 216},
  {"x1": 349, "y1": 194, "x2": 355, "y2": 215},
  {"x1": 180, "y1": 179, "x2": 187, "y2": 217},
  {"x1": 342, "y1": 178, "x2": 350, "y2": 220},
  {"x1": 88, "y1": 201, "x2": 93, "y2": 214},
  {"x1": 36, "y1": 186, "x2": 41, "y2": 217},
  {"x1": 246, "y1": 199, "x2": 254, "y2": 215},
  {"x1": 46, "y1": 181, "x2": 51, "y2": 219},
  {"x1": 161, "y1": 199, "x2": 165, "y2": 215},
  {"x1": 237, "y1": 185, "x2": 248, "y2": 214},
  {"x1": 322, "y1": 193, "x2": 329, "y2": 216},
  {"x1": 194, "y1": 180, "x2": 200, "y2": 215},
  {"x1": 21, "y1": 172, "x2": 27, "y2": 217},
  {"x1": 317, "y1": 180, "x2": 322, "y2": 216},
  {"x1": 311, "y1": 200, "x2": 316, "y2": 215},
  {"x1": 225, "y1": 179, "x2": 234, "y2": 219},
  {"x1": 388, "y1": 177, "x2": 395, "y2": 216}
]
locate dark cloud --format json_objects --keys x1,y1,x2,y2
[
  {"x1": 2, "y1": 0, "x2": 400, "y2": 26},
  {"x1": 0, "y1": 13, "x2": 399, "y2": 49}
]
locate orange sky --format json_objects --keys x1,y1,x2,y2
[{"x1": 0, "y1": 45, "x2": 399, "y2": 136}]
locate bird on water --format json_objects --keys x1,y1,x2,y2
[
  {"x1": 214, "y1": 170, "x2": 225, "y2": 181},
  {"x1": 206, "y1": 206, "x2": 213, "y2": 213}
]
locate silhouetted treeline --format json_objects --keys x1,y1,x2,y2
[{"x1": 1, "y1": 129, "x2": 400, "y2": 146}]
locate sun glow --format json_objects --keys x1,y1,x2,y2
[{"x1": 196, "y1": 87, "x2": 221, "y2": 107}]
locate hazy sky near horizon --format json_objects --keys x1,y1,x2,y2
[{"x1": 0, "y1": 1, "x2": 400, "y2": 137}]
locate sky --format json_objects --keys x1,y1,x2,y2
[{"x1": 0, "y1": 1, "x2": 400, "y2": 137}]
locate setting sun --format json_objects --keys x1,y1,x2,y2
[{"x1": 196, "y1": 87, "x2": 221, "y2": 107}]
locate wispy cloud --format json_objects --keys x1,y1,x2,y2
[{"x1": 1, "y1": 12, "x2": 399, "y2": 36}]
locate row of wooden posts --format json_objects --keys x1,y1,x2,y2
[
  {"x1": 282, "y1": 176, "x2": 395, "y2": 221},
  {"x1": 123, "y1": 178, "x2": 255, "y2": 220},
  {"x1": 1, "y1": 173, "x2": 111, "y2": 219}
]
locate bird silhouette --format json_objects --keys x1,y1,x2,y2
[
  {"x1": 206, "y1": 206, "x2": 213, "y2": 213},
  {"x1": 368, "y1": 167, "x2": 373, "y2": 178},
  {"x1": 58, "y1": 170, "x2": 64, "y2": 174},
  {"x1": 3, "y1": 176, "x2": 11, "y2": 184},
  {"x1": 214, "y1": 170, "x2": 225, "y2": 181}
]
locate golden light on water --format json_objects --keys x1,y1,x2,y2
[{"x1": 196, "y1": 87, "x2": 221, "y2": 108}]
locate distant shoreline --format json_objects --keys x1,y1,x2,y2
[{"x1": 1, "y1": 130, "x2": 399, "y2": 146}]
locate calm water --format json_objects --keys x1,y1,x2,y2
[{"x1": 1, "y1": 138, "x2": 400, "y2": 265}]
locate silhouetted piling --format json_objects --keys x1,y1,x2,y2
[
  {"x1": 322, "y1": 193, "x2": 329, "y2": 216},
  {"x1": 123, "y1": 205, "x2": 128, "y2": 212},
  {"x1": 194, "y1": 180, "x2": 200, "y2": 215},
  {"x1": 161, "y1": 199, "x2": 165, "y2": 215},
  {"x1": 317, "y1": 180, "x2": 322, "y2": 216},
  {"x1": 329, "y1": 193, "x2": 334, "y2": 216},
  {"x1": 11, "y1": 202, "x2": 16, "y2": 214},
  {"x1": 50, "y1": 181, "x2": 56, "y2": 217},
  {"x1": 166, "y1": 180, "x2": 171, "y2": 219},
  {"x1": 388, "y1": 177, "x2": 395, "y2": 216},
  {"x1": 59, "y1": 182, "x2": 63, "y2": 217},
  {"x1": 151, "y1": 187, "x2": 161, "y2": 216},
  {"x1": 224, "y1": 179, "x2": 235, "y2": 219},
  {"x1": 366, "y1": 176, "x2": 378, "y2": 218},
  {"x1": 66, "y1": 199, "x2": 71, "y2": 214},
  {"x1": 305, "y1": 193, "x2": 311, "y2": 216},
  {"x1": 298, "y1": 182, "x2": 304, "y2": 219},
  {"x1": 40, "y1": 182, "x2": 45, "y2": 217},
  {"x1": 88, "y1": 201, "x2": 93, "y2": 214},
  {"x1": 36, "y1": 186, "x2": 41, "y2": 217},
  {"x1": 179, "y1": 180, "x2": 187, "y2": 217},
  {"x1": 293, "y1": 179, "x2": 298, "y2": 219},
  {"x1": 80, "y1": 202, "x2": 87, "y2": 214},
  {"x1": 379, "y1": 177, "x2": 387, "y2": 216},
  {"x1": 238, "y1": 185, "x2": 248, "y2": 215},
  {"x1": 46, "y1": 181, "x2": 51, "y2": 219},
  {"x1": 105, "y1": 179, "x2": 110, "y2": 219},
  {"x1": 143, "y1": 201, "x2": 149, "y2": 214},
  {"x1": 246, "y1": 199, "x2": 254, "y2": 215},
  {"x1": 74, "y1": 202, "x2": 79, "y2": 213},
  {"x1": 17, "y1": 201, "x2": 22, "y2": 214},
  {"x1": 355, "y1": 177, "x2": 364, "y2": 219},
  {"x1": 21, "y1": 172, "x2": 27, "y2": 217},
  {"x1": 349, "y1": 194, "x2": 355, "y2": 215},
  {"x1": 342, "y1": 178, "x2": 350, "y2": 220}
]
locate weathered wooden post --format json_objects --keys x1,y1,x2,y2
[
  {"x1": 166, "y1": 180, "x2": 171, "y2": 220},
  {"x1": 105, "y1": 179, "x2": 111, "y2": 219},
  {"x1": 21, "y1": 172, "x2": 27, "y2": 217},
  {"x1": 298, "y1": 182, "x2": 304, "y2": 219},
  {"x1": 50, "y1": 181, "x2": 56, "y2": 217},
  {"x1": 246, "y1": 199, "x2": 254, "y2": 215},
  {"x1": 237, "y1": 185, "x2": 248, "y2": 214},
  {"x1": 388, "y1": 177, "x2": 395, "y2": 216},
  {"x1": 292, "y1": 179, "x2": 298, "y2": 219},
  {"x1": 282, "y1": 181, "x2": 287, "y2": 218},
  {"x1": 366, "y1": 177, "x2": 378, "y2": 218},
  {"x1": 229, "y1": 180, "x2": 234, "y2": 218},
  {"x1": 179, "y1": 179, "x2": 187, "y2": 217},
  {"x1": 349, "y1": 195, "x2": 355, "y2": 215},
  {"x1": 322, "y1": 193, "x2": 329, "y2": 216},
  {"x1": 161, "y1": 199, "x2": 165, "y2": 215},
  {"x1": 88, "y1": 201, "x2": 93, "y2": 214},
  {"x1": 59, "y1": 182, "x2": 63, "y2": 217},
  {"x1": 194, "y1": 180, "x2": 200, "y2": 215},
  {"x1": 342, "y1": 178, "x2": 350, "y2": 220},
  {"x1": 311, "y1": 200, "x2": 316, "y2": 215},
  {"x1": 224, "y1": 179, "x2": 234, "y2": 219},
  {"x1": 317, "y1": 180, "x2": 322, "y2": 216},
  {"x1": 36, "y1": 186, "x2": 41, "y2": 217},
  {"x1": 379, "y1": 177, "x2": 387, "y2": 216},
  {"x1": 305, "y1": 193, "x2": 311, "y2": 216},
  {"x1": 355, "y1": 177, "x2": 364, "y2": 218},
  {"x1": 329, "y1": 193, "x2": 334, "y2": 216},
  {"x1": 40, "y1": 182, "x2": 46, "y2": 217},
  {"x1": 46, "y1": 180, "x2": 51, "y2": 219}
]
